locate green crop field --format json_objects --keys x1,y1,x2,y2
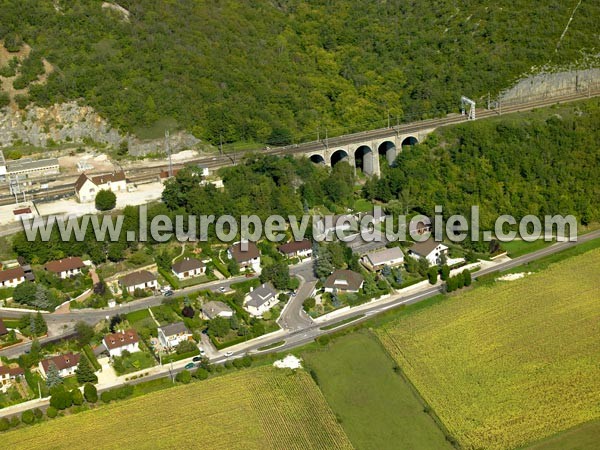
[
  {"x1": 523, "y1": 420, "x2": 600, "y2": 450},
  {"x1": 303, "y1": 331, "x2": 451, "y2": 450},
  {"x1": 2, "y1": 367, "x2": 352, "y2": 450},
  {"x1": 377, "y1": 248, "x2": 600, "y2": 450}
]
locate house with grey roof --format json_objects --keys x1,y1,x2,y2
[
  {"x1": 172, "y1": 258, "x2": 205, "y2": 280},
  {"x1": 202, "y1": 301, "x2": 233, "y2": 320},
  {"x1": 243, "y1": 282, "x2": 278, "y2": 317},
  {"x1": 408, "y1": 239, "x2": 448, "y2": 266},
  {"x1": 324, "y1": 270, "x2": 364, "y2": 293},
  {"x1": 119, "y1": 270, "x2": 157, "y2": 294},
  {"x1": 361, "y1": 247, "x2": 405, "y2": 271},
  {"x1": 158, "y1": 322, "x2": 192, "y2": 349}
]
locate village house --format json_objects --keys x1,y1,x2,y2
[
  {"x1": 324, "y1": 269, "x2": 364, "y2": 294},
  {"x1": 0, "y1": 365, "x2": 24, "y2": 393},
  {"x1": 201, "y1": 301, "x2": 233, "y2": 320},
  {"x1": 44, "y1": 257, "x2": 86, "y2": 279},
  {"x1": 119, "y1": 270, "x2": 158, "y2": 294},
  {"x1": 103, "y1": 329, "x2": 140, "y2": 357},
  {"x1": 244, "y1": 282, "x2": 278, "y2": 317},
  {"x1": 0, "y1": 266, "x2": 25, "y2": 288},
  {"x1": 158, "y1": 322, "x2": 192, "y2": 349},
  {"x1": 361, "y1": 247, "x2": 405, "y2": 272},
  {"x1": 171, "y1": 258, "x2": 205, "y2": 280},
  {"x1": 278, "y1": 239, "x2": 313, "y2": 259},
  {"x1": 39, "y1": 353, "x2": 80, "y2": 379},
  {"x1": 75, "y1": 171, "x2": 127, "y2": 203},
  {"x1": 228, "y1": 241, "x2": 261, "y2": 273},
  {"x1": 408, "y1": 239, "x2": 449, "y2": 266}
]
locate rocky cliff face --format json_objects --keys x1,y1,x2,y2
[{"x1": 0, "y1": 101, "x2": 201, "y2": 156}]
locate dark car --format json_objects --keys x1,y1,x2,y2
[
  {"x1": 164, "y1": 290, "x2": 174, "y2": 297},
  {"x1": 192, "y1": 356, "x2": 202, "y2": 362}
]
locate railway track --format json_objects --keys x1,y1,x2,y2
[{"x1": 1, "y1": 89, "x2": 597, "y2": 208}]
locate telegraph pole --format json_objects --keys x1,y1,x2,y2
[{"x1": 165, "y1": 130, "x2": 173, "y2": 178}]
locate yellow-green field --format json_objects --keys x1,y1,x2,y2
[
  {"x1": 377, "y1": 248, "x2": 600, "y2": 450},
  {"x1": 3, "y1": 367, "x2": 352, "y2": 450}
]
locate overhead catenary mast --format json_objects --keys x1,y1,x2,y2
[{"x1": 165, "y1": 130, "x2": 173, "y2": 177}]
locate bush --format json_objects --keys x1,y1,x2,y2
[
  {"x1": 10, "y1": 416, "x2": 20, "y2": 427},
  {"x1": 49, "y1": 386, "x2": 72, "y2": 410},
  {"x1": 241, "y1": 355, "x2": 252, "y2": 368},
  {"x1": 95, "y1": 189, "x2": 117, "y2": 211},
  {"x1": 194, "y1": 368, "x2": 209, "y2": 380},
  {"x1": 176, "y1": 340, "x2": 198, "y2": 355},
  {"x1": 0, "y1": 417, "x2": 9, "y2": 431},
  {"x1": 232, "y1": 358, "x2": 244, "y2": 369},
  {"x1": 21, "y1": 409, "x2": 35, "y2": 424},
  {"x1": 0, "y1": 92, "x2": 10, "y2": 108},
  {"x1": 427, "y1": 267, "x2": 438, "y2": 285},
  {"x1": 101, "y1": 391, "x2": 115, "y2": 403},
  {"x1": 33, "y1": 408, "x2": 43, "y2": 419},
  {"x1": 71, "y1": 388, "x2": 84, "y2": 406},
  {"x1": 46, "y1": 406, "x2": 58, "y2": 418},
  {"x1": 463, "y1": 269, "x2": 472, "y2": 286},
  {"x1": 175, "y1": 369, "x2": 192, "y2": 384},
  {"x1": 84, "y1": 383, "x2": 98, "y2": 403}
]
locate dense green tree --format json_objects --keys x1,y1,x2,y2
[
  {"x1": 71, "y1": 388, "x2": 84, "y2": 406},
  {"x1": 84, "y1": 383, "x2": 98, "y2": 403},
  {"x1": 75, "y1": 356, "x2": 98, "y2": 384},
  {"x1": 45, "y1": 362, "x2": 63, "y2": 389},
  {"x1": 75, "y1": 321, "x2": 95, "y2": 346},
  {"x1": 95, "y1": 190, "x2": 117, "y2": 211}
]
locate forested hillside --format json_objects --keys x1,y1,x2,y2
[
  {"x1": 363, "y1": 99, "x2": 600, "y2": 233},
  {"x1": 1, "y1": 0, "x2": 598, "y2": 144}
]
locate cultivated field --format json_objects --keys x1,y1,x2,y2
[
  {"x1": 2, "y1": 367, "x2": 352, "y2": 450},
  {"x1": 377, "y1": 249, "x2": 600, "y2": 450},
  {"x1": 303, "y1": 332, "x2": 451, "y2": 450}
]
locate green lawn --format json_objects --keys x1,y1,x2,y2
[
  {"x1": 125, "y1": 309, "x2": 152, "y2": 324},
  {"x1": 302, "y1": 331, "x2": 451, "y2": 450},
  {"x1": 501, "y1": 239, "x2": 553, "y2": 258},
  {"x1": 353, "y1": 198, "x2": 374, "y2": 213},
  {"x1": 522, "y1": 420, "x2": 600, "y2": 450},
  {"x1": 112, "y1": 351, "x2": 156, "y2": 375}
]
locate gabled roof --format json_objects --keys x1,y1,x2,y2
[
  {"x1": 364, "y1": 247, "x2": 404, "y2": 266},
  {"x1": 91, "y1": 171, "x2": 126, "y2": 185},
  {"x1": 0, "y1": 266, "x2": 25, "y2": 283},
  {"x1": 409, "y1": 239, "x2": 447, "y2": 257},
  {"x1": 229, "y1": 241, "x2": 260, "y2": 263},
  {"x1": 103, "y1": 329, "x2": 139, "y2": 350},
  {"x1": 41, "y1": 353, "x2": 80, "y2": 373},
  {"x1": 202, "y1": 301, "x2": 233, "y2": 319},
  {"x1": 44, "y1": 257, "x2": 85, "y2": 274},
  {"x1": 120, "y1": 270, "x2": 156, "y2": 288},
  {"x1": 75, "y1": 172, "x2": 126, "y2": 192},
  {"x1": 172, "y1": 258, "x2": 204, "y2": 274},
  {"x1": 246, "y1": 283, "x2": 277, "y2": 308},
  {"x1": 0, "y1": 365, "x2": 24, "y2": 378},
  {"x1": 158, "y1": 322, "x2": 190, "y2": 337},
  {"x1": 324, "y1": 270, "x2": 364, "y2": 292},
  {"x1": 75, "y1": 173, "x2": 93, "y2": 192},
  {"x1": 278, "y1": 239, "x2": 312, "y2": 254}
]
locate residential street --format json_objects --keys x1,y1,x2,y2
[{"x1": 1, "y1": 232, "x2": 597, "y2": 419}]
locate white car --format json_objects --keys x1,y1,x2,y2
[
  {"x1": 225, "y1": 351, "x2": 233, "y2": 357},
  {"x1": 218, "y1": 286, "x2": 226, "y2": 293}
]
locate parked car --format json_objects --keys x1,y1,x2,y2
[
  {"x1": 164, "y1": 290, "x2": 174, "y2": 297},
  {"x1": 218, "y1": 286, "x2": 226, "y2": 293},
  {"x1": 184, "y1": 362, "x2": 195, "y2": 370},
  {"x1": 192, "y1": 356, "x2": 202, "y2": 362},
  {"x1": 225, "y1": 351, "x2": 233, "y2": 357}
]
